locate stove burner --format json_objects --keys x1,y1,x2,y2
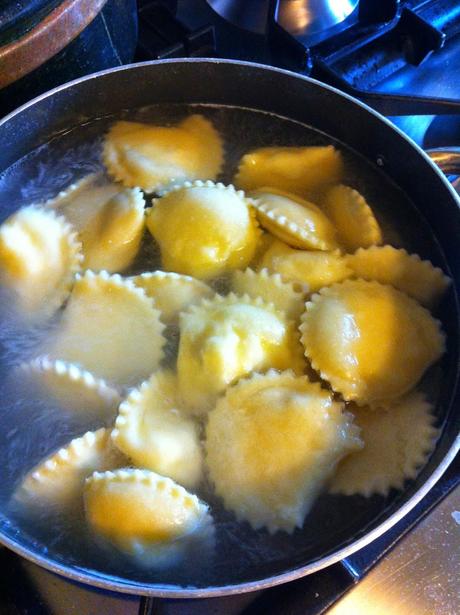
[
  {"x1": 206, "y1": 0, "x2": 360, "y2": 41},
  {"x1": 277, "y1": 0, "x2": 359, "y2": 44},
  {"x1": 206, "y1": 0, "x2": 270, "y2": 33},
  {"x1": 137, "y1": 0, "x2": 460, "y2": 117}
]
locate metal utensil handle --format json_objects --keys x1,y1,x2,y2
[{"x1": 427, "y1": 147, "x2": 460, "y2": 175}]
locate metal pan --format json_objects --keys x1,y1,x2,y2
[{"x1": 0, "y1": 59, "x2": 458, "y2": 598}]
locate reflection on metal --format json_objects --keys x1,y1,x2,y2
[
  {"x1": 277, "y1": 0, "x2": 359, "y2": 37},
  {"x1": 328, "y1": 485, "x2": 460, "y2": 615},
  {"x1": 22, "y1": 560, "x2": 139, "y2": 615},
  {"x1": 427, "y1": 147, "x2": 460, "y2": 175},
  {"x1": 206, "y1": 0, "x2": 270, "y2": 33}
]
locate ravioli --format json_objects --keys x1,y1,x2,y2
[
  {"x1": 46, "y1": 173, "x2": 120, "y2": 222},
  {"x1": 232, "y1": 267, "x2": 305, "y2": 320},
  {"x1": 20, "y1": 356, "x2": 121, "y2": 418},
  {"x1": 0, "y1": 206, "x2": 82, "y2": 321},
  {"x1": 45, "y1": 271, "x2": 165, "y2": 387},
  {"x1": 330, "y1": 392, "x2": 438, "y2": 496},
  {"x1": 47, "y1": 174, "x2": 146, "y2": 272},
  {"x1": 146, "y1": 181, "x2": 260, "y2": 280},
  {"x1": 251, "y1": 188, "x2": 338, "y2": 250},
  {"x1": 112, "y1": 370, "x2": 203, "y2": 487},
  {"x1": 234, "y1": 145, "x2": 343, "y2": 198},
  {"x1": 130, "y1": 271, "x2": 214, "y2": 324},
  {"x1": 103, "y1": 115, "x2": 223, "y2": 192},
  {"x1": 249, "y1": 232, "x2": 279, "y2": 268},
  {"x1": 260, "y1": 239, "x2": 351, "y2": 292},
  {"x1": 13, "y1": 428, "x2": 125, "y2": 512},
  {"x1": 321, "y1": 184, "x2": 382, "y2": 251},
  {"x1": 300, "y1": 280, "x2": 445, "y2": 406},
  {"x1": 84, "y1": 469, "x2": 213, "y2": 567},
  {"x1": 346, "y1": 246, "x2": 451, "y2": 308},
  {"x1": 206, "y1": 370, "x2": 362, "y2": 533},
  {"x1": 79, "y1": 188, "x2": 145, "y2": 272},
  {"x1": 178, "y1": 294, "x2": 305, "y2": 413}
]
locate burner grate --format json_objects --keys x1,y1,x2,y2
[{"x1": 136, "y1": 1, "x2": 460, "y2": 115}]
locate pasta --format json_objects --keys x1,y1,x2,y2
[
  {"x1": 232, "y1": 268, "x2": 305, "y2": 320},
  {"x1": 20, "y1": 356, "x2": 121, "y2": 418},
  {"x1": 84, "y1": 469, "x2": 213, "y2": 567},
  {"x1": 130, "y1": 271, "x2": 214, "y2": 325},
  {"x1": 251, "y1": 188, "x2": 338, "y2": 250},
  {"x1": 259, "y1": 240, "x2": 351, "y2": 292},
  {"x1": 45, "y1": 271, "x2": 165, "y2": 387},
  {"x1": 78, "y1": 187, "x2": 145, "y2": 272},
  {"x1": 206, "y1": 370, "x2": 362, "y2": 533},
  {"x1": 3, "y1": 112, "x2": 450, "y2": 561},
  {"x1": 45, "y1": 173, "x2": 112, "y2": 210},
  {"x1": 112, "y1": 370, "x2": 203, "y2": 487},
  {"x1": 0, "y1": 206, "x2": 82, "y2": 321},
  {"x1": 103, "y1": 115, "x2": 223, "y2": 192},
  {"x1": 249, "y1": 231, "x2": 279, "y2": 268},
  {"x1": 346, "y1": 245, "x2": 451, "y2": 307},
  {"x1": 321, "y1": 184, "x2": 382, "y2": 251},
  {"x1": 300, "y1": 280, "x2": 445, "y2": 406},
  {"x1": 234, "y1": 145, "x2": 343, "y2": 198},
  {"x1": 14, "y1": 428, "x2": 125, "y2": 512},
  {"x1": 47, "y1": 174, "x2": 145, "y2": 272},
  {"x1": 46, "y1": 173, "x2": 119, "y2": 224},
  {"x1": 146, "y1": 181, "x2": 260, "y2": 280},
  {"x1": 330, "y1": 392, "x2": 438, "y2": 495},
  {"x1": 177, "y1": 293, "x2": 305, "y2": 413}
]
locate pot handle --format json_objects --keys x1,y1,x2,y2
[{"x1": 426, "y1": 147, "x2": 460, "y2": 176}]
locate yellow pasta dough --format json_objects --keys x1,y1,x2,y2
[
  {"x1": 0, "y1": 206, "x2": 82, "y2": 321},
  {"x1": 19, "y1": 356, "x2": 121, "y2": 418},
  {"x1": 103, "y1": 115, "x2": 223, "y2": 192},
  {"x1": 259, "y1": 239, "x2": 351, "y2": 292},
  {"x1": 130, "y1": 271, "x2": 214, "y2": 324},
  {"x1": 300, "y1": 280, "x2": 445, "y2": 406},
  {"x1": 330, "y1": 392, "x2": 438, "y2": 496},
  {"x1": 346, "y1": 245, "x2": 451, "y2": 308},
  {"x1": 249, "y1": 231, "x2": 279, "y2": 268},
  {"x1": 234, "y1": 145, "x2": 344, "y2": 198},
  {"x1": 232, "y1": 267, "x2": 305, "y2": 320},
  {"x1": 177, "y1": 294, "x2": 305, "y2": 413},
  {"x1": 321, "y1": 184, "x2": 382, "y2": 251},
  {"x1": 146, "y1": 181, "x2": 260, "y2": 280},
  {"x1": 84, "y1": 469, "x2": 213, "y2": 567},
  {"x1": 13, "y1": 428, "x2": 125, "y2": 512},
  {"x1": 251, "y1": 188, "x2": 338, "y2": 250},
  {"x1": 48, "y1": 174, "x2": 145, "y2": 272},
  {"x1": 45, "y1": 270, "x2": 165, "y2": 387},
  {"x1": 112, "y1": 370, "x2": 203, "y2": 488},
  {"x1": 206, "y1": 370, "x2": 362, "y2": 533},
  {"x1": 80, "y1": 188, "x2": 145, "y2": 272},
  {"x1": 46, "y1": 173, "x2": 119, "y2": 221}
]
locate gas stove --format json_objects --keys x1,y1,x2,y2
[
  {"x1": 1, "y1": 1, "x2": 459, "y2": 613},
  {"x1": 136, "y1": 0, "x2": 460, "y2": 147}
]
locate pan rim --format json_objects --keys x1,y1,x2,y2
[
  {"x1": 0, "y1": 57, "x2": 458, "y2": 598},
  {"x1": 1, "y1": 57, "x2": 460, "y2": 205},
  {"x1": 0, "y1": 439, "x2": 457, "y2": 598}
]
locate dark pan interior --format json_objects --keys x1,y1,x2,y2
[{"x1": 0, "y1": 60, "x2": 458, "y2": 595}]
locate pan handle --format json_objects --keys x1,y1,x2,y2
[{"x1": 426, "y1": 147, "x2": 460, "y2": 176}]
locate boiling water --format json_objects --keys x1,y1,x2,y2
[{"x1": 0, "y1": 104, "x2": 448, "y2": 588}]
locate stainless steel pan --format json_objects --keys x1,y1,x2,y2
[{"x1": 0, "y1": 59, "x2": 458, "y2": 598}]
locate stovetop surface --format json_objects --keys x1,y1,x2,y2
[
  {"x1": 133, "y1": 0, "x2": 460, "y2": 156},
  {"x1": 0, "y1": 1, "x2": 459, "y2": 613}
]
